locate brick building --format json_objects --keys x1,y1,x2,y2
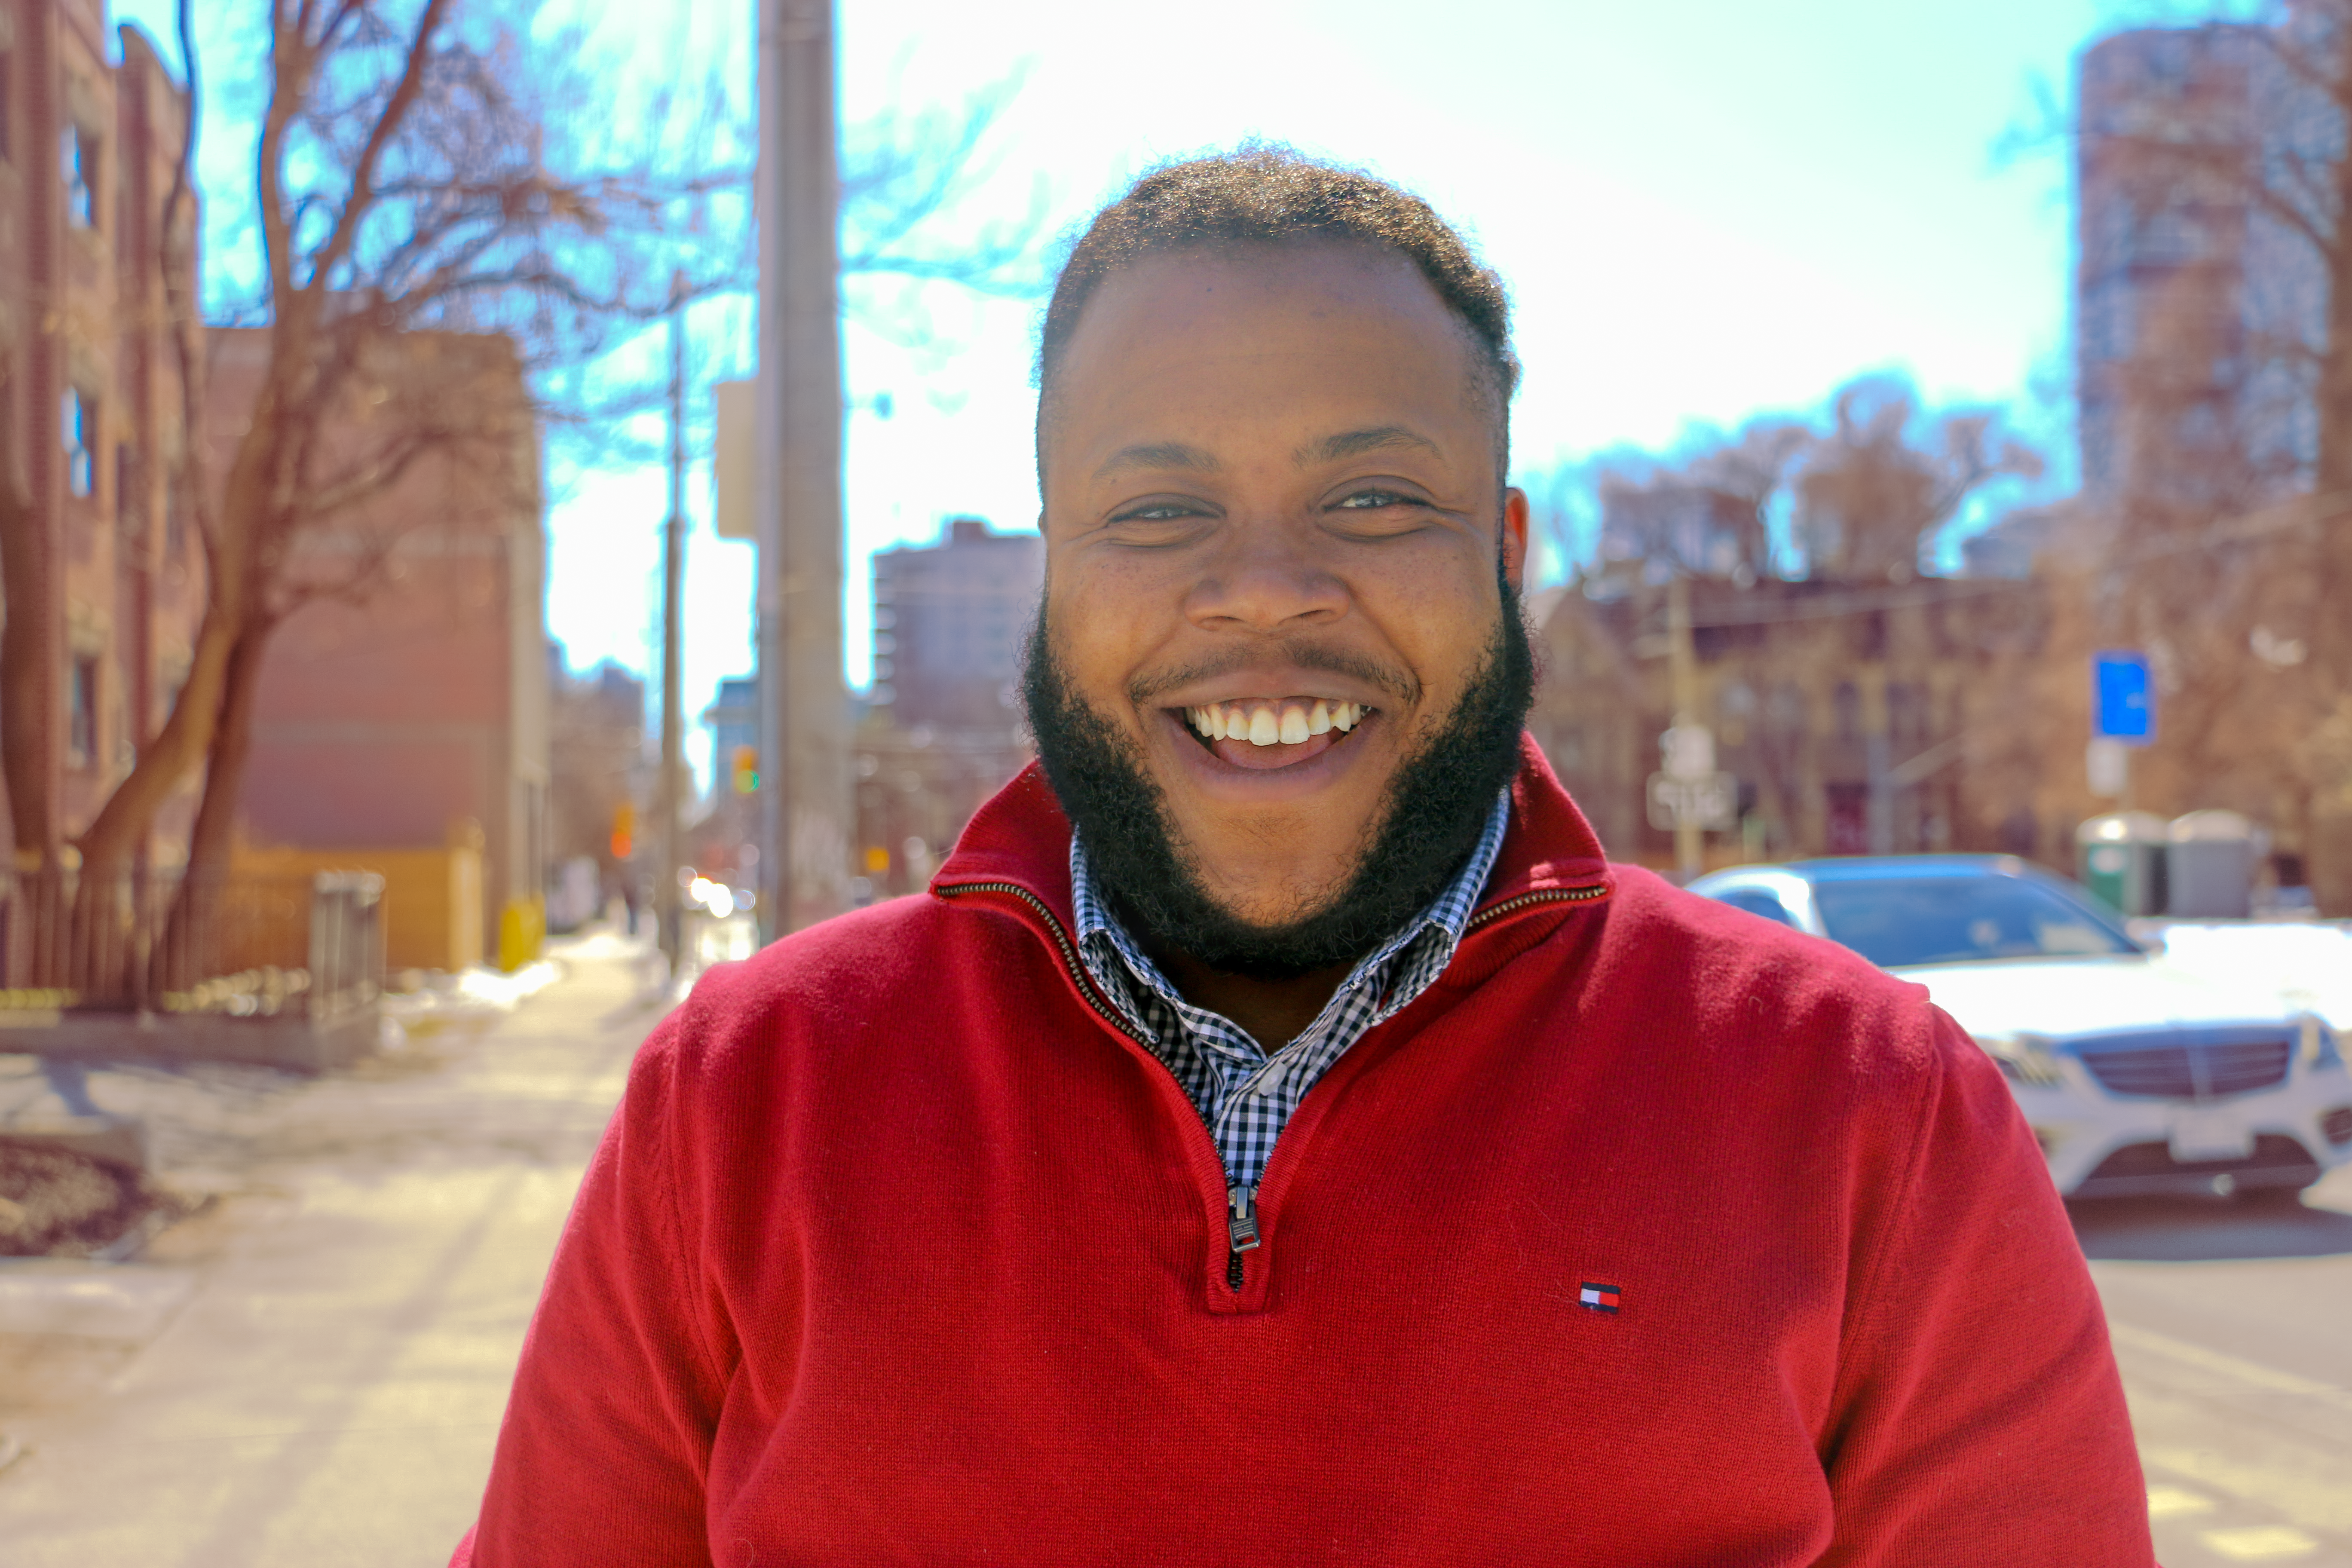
[
  {"x1": 869, "y1": 517, "x2": 1041, "y2": 730},
  {"x1": 1530, "y1": 573, "x2": 2053, "y2": 874},
  {"x1": 207, "y1": 327, "x2": 549, "y2": 967},
  {"x1": 0, "y1": 3, "x2": 202, "y2": 873},
  {"x1": 855, "y1": 518, "x2": 1039, "y2": 898}
]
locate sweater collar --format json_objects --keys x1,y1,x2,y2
[{"x1": 931, "y1": 733, "x2": 1614, "y2": 932}]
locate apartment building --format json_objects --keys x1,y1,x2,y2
[{"x1": 0, "y1": 2, "x2": 202, "y2": 871}]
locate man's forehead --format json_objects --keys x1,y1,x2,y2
[
  {"x1": 1050, "y1": 252, "x2": 1493, "y2": 446},
  {"x1": 1089, "y1": 427, "x2": 1444, "y2": 487},
  {"x1": 1066, "y1": 242, "x2": 1465, "y2": 364}
]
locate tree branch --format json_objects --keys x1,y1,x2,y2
[{"x1": 306, "y1": 0, "x2": 454, "y2": 297}]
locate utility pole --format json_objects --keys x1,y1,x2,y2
[
  {"x1": 1667, "y1": 573, "x2": 1703, "y2": 880},
  {"x1": 656, "y1": 272, "x2": 688, "y2": 968},
  {"x1": 755, "y1": 0, "x2": 849, "y2": 939}
]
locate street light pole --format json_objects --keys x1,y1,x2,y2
[{"x1": 656, "y1": 273, "x2": 688, "y2": 968}]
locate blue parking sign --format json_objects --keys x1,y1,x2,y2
[{"x1": 2094, "y1": 652, "x2": 2154, "y2": 744}]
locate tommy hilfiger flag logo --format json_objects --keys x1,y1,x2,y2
[{"x1": 1578, "y1": 1282, "x2": 1622, "y2": 1314}]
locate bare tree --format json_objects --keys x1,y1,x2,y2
[
  {"x1": 1583, "y1": 417, "x2": 1808, "y2": 585},
  {"x1": 1563, "y1": 379, "x2": 2038, "y2": 590},
  {"x1": 65, "y1": 0, "x2": 673, "y2": 952},
  {"x1": 2066, "y1": 3, "x2": 2352, "y2": 907},
  {"x1": 22, "y1": 0, "x2": 1050, "y2": 980},
  {"x1": 1792, "y1": 377, "x2": 2043, "y2": 584}
]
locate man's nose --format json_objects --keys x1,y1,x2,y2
[{"x1": 1179, "y1": 518, "x2": 1348, "y2": 633}]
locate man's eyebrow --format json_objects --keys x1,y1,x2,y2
[
  {"x1": 1092, "y1": 441, "x2": 1221, "y2": 484},
  {"x1": 1297, "y1": 426, "x2": 1442, "y2": 466}
]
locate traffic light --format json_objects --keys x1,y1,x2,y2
[
  {"x1": 731, "y1": 746, "x2": 760, "y2": 795},
  {"x1": 610, "y1": 802, "x2": 635, "y2": 860}
]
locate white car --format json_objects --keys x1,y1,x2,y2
[{"x1": 1689, "y1": 856, "x2": 2352, "y2": 1202}]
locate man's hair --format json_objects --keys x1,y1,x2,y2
[{"x1": 1035, "y1": 145, "x2": 1519, "y2": 463}]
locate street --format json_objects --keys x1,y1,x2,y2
[
  {"x1": 0, "y1": 927, "x2": 2344, "y2": 1564},
  {"x1": 2079, "y1": 1181, "x2": 2352, "y2": 1566}
]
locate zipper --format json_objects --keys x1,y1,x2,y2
[
  {"x1": 938, "y1": 874, "x2": 1610, "y2": 1303},
  {"x1": 1463, "y1": 882, "x2": 1610, "y2": 933},
  {"x1": 933, "y1": 880, "x2": 1152, "y2": 1050},
  {"x1": 1226, "y1": 1183, "x2": 1260, "y2": 1289},
  {"x1": 937, "y1": 879, "x2": 1255, "y2": 1298}
]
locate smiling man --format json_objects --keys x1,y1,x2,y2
[{"x1": 459, "y1": 150, "x2": 2154, "y2": 1565}]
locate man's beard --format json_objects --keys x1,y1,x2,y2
[{"x1": 1020, "y1": 575, "x2": 1535, "y2": 982}]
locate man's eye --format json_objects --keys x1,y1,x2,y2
[
  {"x1": 1110, "y1": 502, "x2": 1202, "y2": 523},
  {"x1": 1335, "y1": 489, "x2": 1415, "y2": 510}
]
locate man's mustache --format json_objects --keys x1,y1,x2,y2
[{"x1": 1122, "y1": 640, "x2": 1421, "y2": 710}]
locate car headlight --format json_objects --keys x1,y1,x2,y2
[
  {"x1": 1974, "y1": 1032, "x2": 2066, "y2": 1087},
  {"x1": 2301, "y1": 1015, "x2": 2344, "y2": 1069}
]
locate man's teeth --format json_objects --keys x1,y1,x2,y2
[{"x1": 1185, "y1": 699, "x2": 1365, "y2": 745}]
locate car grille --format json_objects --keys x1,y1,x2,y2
[
  {"x1": 2084, "y1": 1135, "x2": 2315, "y2": 1180},
  {"x1": 2076, "y1": 1032, "x2": 2293, "y2": 1099},
  {"x1": 2073, "y1": 1135, "x2": 2320, "y2": 1199}
]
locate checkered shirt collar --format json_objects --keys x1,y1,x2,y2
[{"x1": 1067, "y1": 791, "x2": 1511, "y2": 1189}]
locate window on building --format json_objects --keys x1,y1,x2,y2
[
  {"x1": 61, "y1": 122, "x2": 96, "y2": 229},
  {"x1": 62, "y1": 391, "x2": 95, "y2": 497},
  {"x1": 67, "y1": 657, "x2": 98, "y2": 769},
  {"x1": 1834, "y1": 681, "x2": 1862, "y2": 743}
]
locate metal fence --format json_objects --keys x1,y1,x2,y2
[{"x1": 0, "y1": 867, "x2": 383, "y2": 1018}]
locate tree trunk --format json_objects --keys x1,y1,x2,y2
[
  {"x1": 2296, "y1": 28, "x2": 2352, "y2": 916},
  {"x1": 157, "y1": 617, "x2": 271, "y2": 988},
  {"x1": 0, "y1": 423, "x2": 67, "y2": 989},
  {"x1": 73, "y1": 595, "x2": 241, "y2": 879},
  {"x1": 0, "y1": 447, "x2": 55, "y2": 869}
]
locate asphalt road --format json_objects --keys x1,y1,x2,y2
[{"x1": 2076, "y1": 1165, "x2": 2352, "y2": 1567}]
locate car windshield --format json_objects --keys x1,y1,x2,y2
[{"x1": 1810, "y1": 873, "x2": 2137, "y2": 967}]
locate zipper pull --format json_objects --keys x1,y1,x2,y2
[{"x1": 1228, "y1": 1184, "x2": 1261, "y2": 1253}]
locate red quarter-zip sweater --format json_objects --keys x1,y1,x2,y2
[{"x1": 458, "y1": 740, "x2": 2153, "y2": 1565}]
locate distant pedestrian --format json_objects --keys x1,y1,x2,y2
[{"x1": 456, "y1": 149, "x2": 2153, "y2": 1565}]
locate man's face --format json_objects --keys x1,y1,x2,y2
[{"x1": 1034, "y1": 241, "x2": 1530, "y2": 939}]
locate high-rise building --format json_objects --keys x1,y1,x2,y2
[
  {"x1": 2076, "y1": 21, "x2": 2328, "y2": 508},
  {"x1": 852, "y1": 519, "x2": 1040, "y2": 900},
  {"x1": 869, "y1": 518, "x2": 1042, "y2": 732},
  {"x1": 705, "y1": 676, "x2": 758, "y2": 774}
]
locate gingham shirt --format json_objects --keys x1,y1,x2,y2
[{"x1": 1070, "y1": 792, "x2": 1511, "y2": 1193}]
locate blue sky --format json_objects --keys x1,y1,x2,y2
[{"x1": 115, "y1": 0, "x2": 2132, "y2": 785}]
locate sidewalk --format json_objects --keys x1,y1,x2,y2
[{"x1": 0, "y1": 929, "x2": 673, "y2": 1567}]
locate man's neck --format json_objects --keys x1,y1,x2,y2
[{"x1": 1147, "y1": 943, "x2": 1357, "y2": 1052}]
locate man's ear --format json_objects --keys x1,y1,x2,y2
[{"x1": 1500, "y1": 487, "x2": 1531, "y2": 591}]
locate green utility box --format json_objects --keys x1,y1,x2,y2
[{"x1": 2077, "y1": 812, "x2": 2168, "y2": 916}]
